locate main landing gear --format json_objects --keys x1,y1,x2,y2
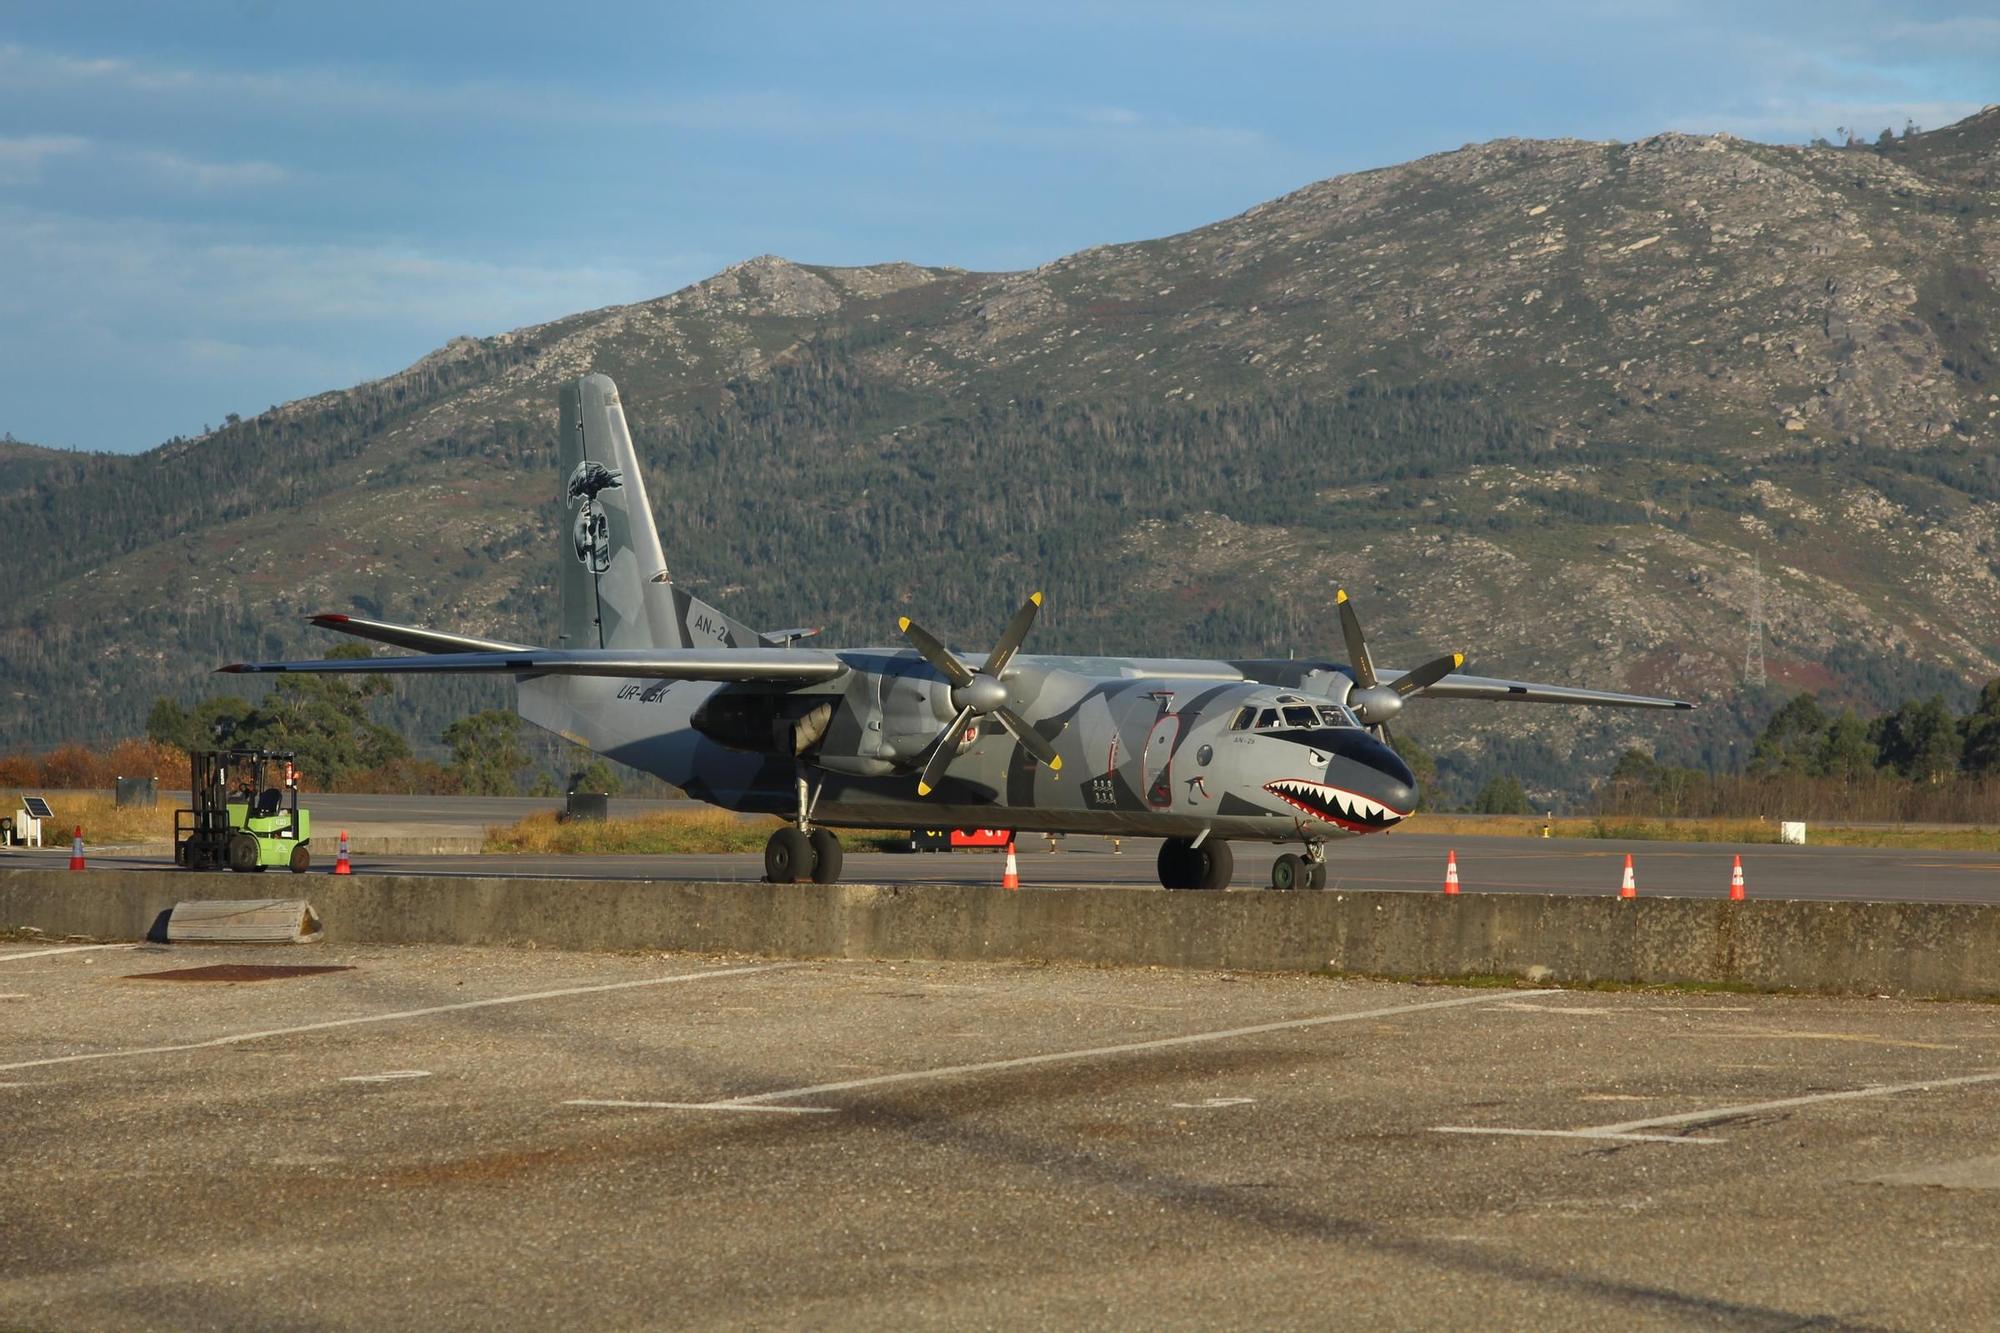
[
  {"x1": 1158, "y1": 836, "x2": 1233, "y2": 891},
  {"x1": 1268, "y1": 840, "x2": 1328, "y2": 891},
  {"x1": 765, "y1": 763, "x2": 844, "y2": 885}
]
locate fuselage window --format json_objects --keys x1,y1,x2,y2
[
  {"x1": 1230, "y1": 706, "x2": 1256, "y2": 731},
  {"x1": 1282, "y1": 705, "x2": 1318, "y2": 728}
]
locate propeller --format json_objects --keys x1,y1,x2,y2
[
  {"x1": 1335, "y1": 588, "x2": 1463, "y2": 745},
  {"x1": 898, "y1": 592, "x2": 1064, "y2": 796}
]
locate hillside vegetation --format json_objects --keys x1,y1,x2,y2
[{"x1": 5, "y1": 111, "x2": 1999, "y2": 804}]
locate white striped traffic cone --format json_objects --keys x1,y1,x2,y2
[
  {"x1": 334, "y1": 829, "x2": 352, "y2": 876},
  {"x1": 1443, "y1": 849, "x2": 1461, "y2": 895},
  {"x1": 1003, "y1": 840, "x2": 1019, "y2": 891},
  {"x1": 1618, "y1": 853, "x2": 1637, "y2": 899},
  {"x1": 1729, "y1": 854, "x2": 1745, "y2": 901},
  {"x1": 68, "y1": 825, "x2": 85, "y2": 872}
]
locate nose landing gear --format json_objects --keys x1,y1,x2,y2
[{"x1": 1269, "y1": 841, "x2": 1328, "y2": 891}]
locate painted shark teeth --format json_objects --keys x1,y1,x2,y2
[{"x1": 1262, "y1": 779, "x2": 1408, "y2": 831}]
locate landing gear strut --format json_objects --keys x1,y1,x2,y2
[
  {"x1": 765, "y1": 762, "x2": 843, "y2": 885},
  {"x1": 1270, "y1": 841, "x2": 1328, "y2": 891},
  {"x1": 1158, "y1": 836, "x2": 1233, "y2": 891}
]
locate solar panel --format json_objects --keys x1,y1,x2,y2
[{"x1": 21, "y1": 796, "x2": 52, "y2": 820}]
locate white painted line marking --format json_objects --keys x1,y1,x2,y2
[
  {"x1": 0, "y1": 993, "x2": 27, "y2": 1000},
  {"x1": 1433, "y1": 1126, "x2": 1721, "y2": 1145},
  {"x1": 693, "y1": 989, "x2": 1557, "y2": 1108},
  {"x1": 566, "y1": 1099, "x2": 837, "y2": 1115},
  {"x1": 1171, "y1": 1097, "x2": 1256, "y2": 1109},
  {"x1": 1583, "y1": 1069, "x2": 2000, "y2": 1136},
  {"x1": 0, "y1": 962, "x2": 798, "y2": 1073},
  {"x1": 340, "y1": 1070, "x2": 432, "y2": 1083},
  {"x1": 0, "y1": 943, "x2": 137, "y2": 962}
]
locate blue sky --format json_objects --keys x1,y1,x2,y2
[{"x1": 1, "y1": 1, "x2": 1991, "y2": 452}]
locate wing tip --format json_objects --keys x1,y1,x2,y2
[
  {"x1": 216, "y1": 663, "x2": 249, "y2": 673},
  {"x1": 310, "y1": 612, "x2": 351, "y2": 625}
]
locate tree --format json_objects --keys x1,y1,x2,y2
[
  {"x1": 240, "y1": 643, "x2": 408, "y2": 786},
  {"x1": 568, "y1": 755, "x2": 622, "y2": 797},
  {"x1": 1474, "y1": 774, "x2": 1533, "y2": 815},
  {"x1": 1873, "y1": 695, "x2": 1961, "y2": 783},
  {"x1": 1749, "y1": 692, "x2": 1826, "y2": 775},
  {"x1": 1812, "y1": 709, "x2": 1877, "y2": 783},
  {"x1": 444, "y1": 709, "x2": 527, "y2": 796},
  {"x1": 1959, "y1": 679, "x2": 2000, "y2": 777}
]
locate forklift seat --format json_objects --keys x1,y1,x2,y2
[{"x1": 255, "y1": 787, "x2": 283, "y2": 818}]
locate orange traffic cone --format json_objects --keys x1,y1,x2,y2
[
  {"x1": 1002, "y1": 840, "x2": 1020, "y2": 890},
  {"x1": 334, "y1": 829, "x2": 352, "y2": 876},
  {"x1": 1443, "y1": 849, "x2": 1461, "y2": 895},
  {"x1": 1618, "y1": 853, "x2": 1637, "y2": 899},
  {"x1": 68, "y1": 825, "x2": 85, "y2": 871},
  {"x1": 1729, "y1": 854, "x2": 1745, "y2": 901}
]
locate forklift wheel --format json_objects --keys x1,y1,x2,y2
[
  {"x1": 289, "y1": 843, "x2": 310, "y2": 874},
  {"x1": 228, "y1": 833, "x2": 261, "y2": 873}
]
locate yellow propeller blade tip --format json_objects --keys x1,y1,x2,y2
[
  {"x1": 1452, "y1": 652, "x2": 1465, "y2": 668},
  {"x1": 897, "y1": 616, "x2": 911, "y2": 632},
  {"x1": 1336, "y1": 589, "x2": 1349, "y2": 604},
  {"x1": 1029, "y1": 591, "x2": 1043, "y2": 606},
  {"x1": 916, "y1": 781, "x2": 932, "y2": 797},
  {"x1": 1048, "y1": 755, "x2": 1063, "y2": 771}
]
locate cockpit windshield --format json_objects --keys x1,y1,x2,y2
[{"x1": 1248, "y1": 696, "x2": 1360, "y2": 731}]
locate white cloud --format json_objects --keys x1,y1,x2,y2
[
  {"x1": 132, "y1": 149, "x2": 294, "y2": 191},
  {"x1": 0, "y1": 134, "x2": 88, "y2": 185}
]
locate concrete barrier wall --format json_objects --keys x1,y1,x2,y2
[{"x1": 5, "y1": 869, "x2": 1997, "y2": 999}]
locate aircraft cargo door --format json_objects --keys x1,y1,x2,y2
[{"x1": 1143, "y1": 714, "x2": 1179, "y2": 809}]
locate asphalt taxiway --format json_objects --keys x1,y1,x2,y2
[
  {"x1": 16, "y1": 831, "x2": 2000, "y2": 905},
  {"x1": 3, "y1": 940, "x2": 1997, "y2": 1328}
]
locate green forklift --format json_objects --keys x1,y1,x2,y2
[{"x1": 174, "y1": 749, "x2": 313, "y2": 873}]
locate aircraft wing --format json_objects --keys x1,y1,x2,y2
[
  {"x1": 1383, "y1": 669, "x2": 1694, "y2": 710},
  {"x1": 219, "y1": 646, "x2": 848, "y2": 684}
]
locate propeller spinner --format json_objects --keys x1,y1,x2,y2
[
  {"x1": 1336, "y1": 588, "x2": 1462, "y2": 745},
  {"x1": 899, "y1": 592, "x2": 1064, "y2": 796}
]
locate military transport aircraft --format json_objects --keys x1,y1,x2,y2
[{"x1": 223, "y1": 374, "x2": 1693, "y2": 891}]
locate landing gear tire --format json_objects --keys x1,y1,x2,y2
[
  {"x1": 1306, "y1": 861, "x2": 1327, "y2": 891},
  {"x1": 228, "y1": 833, "x2": 261, "y2": 873},
  {"x1": 764, "y1": 827, "x2": 816, "y2": 884},
  {"x1": 1159, "y1": 837, "x2": 1233, "y2": 891},
  {"x1": 808, "y1": 828, "x2": 843, "y2": 884},
  {"x1": 1270, "y1": 852, "x2": 1302, "y2": 891},
  {"x1": 288, "y1": 843, "x2": 310, "y2": 875}
]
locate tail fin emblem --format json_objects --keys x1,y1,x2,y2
[{"x1": 566, "y1": 461, "x2": 624, "y2": 573}]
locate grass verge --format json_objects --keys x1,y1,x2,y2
[
  {"x1": 10, "y1": 793, "x2": 175, "y2": 847},
  {"x1": 483, "y1": 809, "x2": 915, "y2": 855},
  {"x1": 1406, "y1": 813, "x2": 2000, "y2": 852}
]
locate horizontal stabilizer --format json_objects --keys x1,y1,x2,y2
[
  {"x1": 308, "y1": 613, "x2": 531, "y2": 655},
  {"x1": 220, "y1": 646, "x2": 849, "y2": 684}
]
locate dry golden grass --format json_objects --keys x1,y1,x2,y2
[
  {"x1": 10, "y1": 793, "x2": 176, "y2": 847},
  {"x1": 483, "y1": 808, "x2": 784, "y2": 855},
  {"x1": 1405, "y1": 812, "x2": 2000, "y2": 852}
]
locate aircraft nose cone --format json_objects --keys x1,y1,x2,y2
[{"x1": 1319, "y1": 731, "x2": 1416, "y2": 815}]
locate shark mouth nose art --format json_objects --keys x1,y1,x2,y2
[{"x1": 1263, "y1": 779, "x2": 1409, "y2": 832}]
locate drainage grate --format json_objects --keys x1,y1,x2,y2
[{"x1": 124, "y1": 964, "x2": 356, "y2": 983}]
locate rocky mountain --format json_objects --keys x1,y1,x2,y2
[{"x1": 6, "y1": 109, "x2": 1998, "y2": 802}]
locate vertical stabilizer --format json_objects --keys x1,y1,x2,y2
[{"x1": 557, "y1": 374, "x2": 765, "y2": 650}]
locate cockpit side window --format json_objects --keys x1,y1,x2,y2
[
  {"x1": 1256, "y1": 708, "x2": 1280, "y2": 730},
  {"x1": 1229, "y1": 706, "x2": 1256, "y2": 731},
  {"x1": 1318, "y1": 706, "x2": 1355, "y2": 727},
  {"x1": 1282, "y1": 705, "x2": 1318, "y2": 728}
]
